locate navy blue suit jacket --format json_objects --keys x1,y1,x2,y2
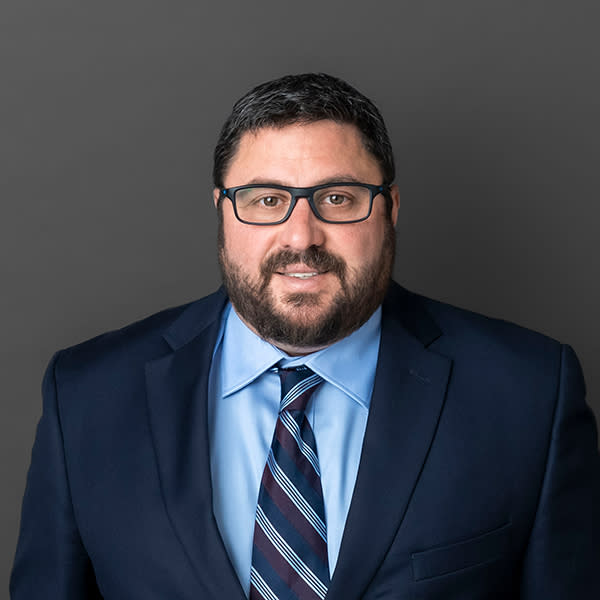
[{"x1": 11, "y1": 283, "x2": 600, "y2": 599}]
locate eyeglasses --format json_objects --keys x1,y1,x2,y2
[{"x1": 220, "y1": 182, "x2": 390, "y2": 225}]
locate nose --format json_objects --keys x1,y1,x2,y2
[{"x1": 276, "y1": 196, "x2": 326, "y2": 250}]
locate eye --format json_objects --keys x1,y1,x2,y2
[
  {"x1": 244, "y1": 193, "x2": 288, "y2": 208},
  {"x1": 235, "y1": 188, "x2": 291, "y2": 212},
  {"x1": 258, "y1": 195, "x2": 281, "y2": 207},
  {"x1": 322, "y1": 193, "x2": 352, "y2": 206}
]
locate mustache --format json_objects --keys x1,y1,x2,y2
[{"x1": 260, "y1": 246, "x2": 347, "y2": 286}]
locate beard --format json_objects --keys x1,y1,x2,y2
[{"x1": 218, "y1": 219, "x2": 396, "y2": 351}]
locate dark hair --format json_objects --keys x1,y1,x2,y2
[{"x1": 212, "y1": 73, "x2": 395, "y2": 189}]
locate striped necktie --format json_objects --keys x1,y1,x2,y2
[{"x1": 250, "y1": 366, "x2": 330, "y2": 600}]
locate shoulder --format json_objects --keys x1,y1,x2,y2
[
  {"x1": 385, "y1": 282, "x2": 567, "y2": 383},
  {"x1": 384, "y1": 285, "x2": 592, "y2": 458},
  {"x1": 51, "y1": 288, "x2": 228, "y2": 385}
]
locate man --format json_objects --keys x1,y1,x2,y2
[{"x1": 11, "y1": 73, "x2": 600, "y2": 599}]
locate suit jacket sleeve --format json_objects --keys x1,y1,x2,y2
[
  {"x1": 520, "y1": 344, "x2": 600, "y2": 597},
  {"x1": 10, "y1": 351, "x2": 102, "y2": 599}
]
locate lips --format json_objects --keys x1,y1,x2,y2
[{"x1": 281, "y1": 271, "x2": 321, "y2": 279}]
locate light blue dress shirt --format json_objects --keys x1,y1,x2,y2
[{"x1": 208, "y1": 303, "x2": 381, "y2": 595}]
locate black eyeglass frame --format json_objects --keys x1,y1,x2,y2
[{"x1": 220, "y1": 182, "x2": 391, "y2": 225}]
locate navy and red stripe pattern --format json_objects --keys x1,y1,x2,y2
[{"x1": 250, "y1": 367, "x2": 329, "y2": 600}]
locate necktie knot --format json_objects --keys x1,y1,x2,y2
[{"x1": 278, "y1": 366, "x2": 323, "y2": 414}]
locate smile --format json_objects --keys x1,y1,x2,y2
[{"x1": 282, "y1": 272, "x2": 320, "y2": 279}]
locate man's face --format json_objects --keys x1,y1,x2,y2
[{"x1": 214, "y1": 120, "x2": 399, "y2": 355}]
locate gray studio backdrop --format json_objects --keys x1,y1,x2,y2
[{"x1": 2, "y1": 0, "x2": 599, "y2": 594}]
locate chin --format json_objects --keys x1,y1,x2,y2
[
  {"x1": 270, "y1": 297, "x2": 328, "y2": 326},
  {"x1": 276, "y1": 291, "x2": 325, "y2": 309}
]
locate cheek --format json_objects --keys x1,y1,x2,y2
[
  {"x1": 222, "y1": 217, "x2": 273, "y2": 269},
  {"x1": 333, "y1": 226, "x2": 382, "y2": 269}
]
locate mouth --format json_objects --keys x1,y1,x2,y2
[
  {"x1": 279, "y1": 271, "x2": 322, "y2": 279},
  {"x1": 261, "y1": 248, "x2": 345, "y2": 288}
]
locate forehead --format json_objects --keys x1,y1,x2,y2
[{"x1": 223, "y1": 120, "x2": 383, "y2": 187}]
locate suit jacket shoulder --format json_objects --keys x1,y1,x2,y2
[
  {"x1": 385, "y1": 282, "x2": 565, "y2": 386},
  {"x1": 54, "y1": 288, "x2": 228, "y2": 383}
]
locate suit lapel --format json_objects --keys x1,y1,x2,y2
[
  {"x1": 145, "y1": 290, "x2": 246, "y2": 599},
  {"x1": 327, "y1": 285, "x2": 452, "y2": 600}
]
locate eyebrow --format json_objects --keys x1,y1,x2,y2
[{"x1": 241, "y1": 174, "x2": 366, "y2": 187}]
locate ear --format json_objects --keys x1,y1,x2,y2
[
  {"x1": 388, "y1": 184, "x2": 400, "y2": 226},
  {"x1": 212, "y1": 188, "x2": 221, "y2": 208}
]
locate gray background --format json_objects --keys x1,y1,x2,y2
[{"x1": 2, "y1": 0, "x2": 599, "y2": 594}]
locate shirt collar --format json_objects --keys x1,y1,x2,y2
[
  {"x1": 299, "y1": 308, "x2": 381, "y2": 409},
  {"x1": 219, "y1": 304, "x2": 285, "y2": 397},
  {"x1": 219, "y1": 303, "x2": 382, "y2": 410}
]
